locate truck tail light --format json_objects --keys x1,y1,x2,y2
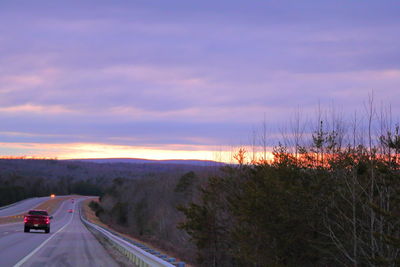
[
  {"x1": 45, "y1": 218, "x2": 50, "y2": 224},
  {"x1": 24, "y1": 216, "x2": 28, "y2": 223}
]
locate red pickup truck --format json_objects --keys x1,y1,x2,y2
[{"x1": 24, "y1": 210, "x2": 53, "y2": 233}]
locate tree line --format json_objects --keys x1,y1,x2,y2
[
  {"x1": 93, "y1": 101, "x2": 400, "y2": 266},
  {"x1": 0, "y1": 159, "x2": 200, "y2": 206},
  {"x1": 178, "y1": 102, "x2": 400, "y2": 266}
]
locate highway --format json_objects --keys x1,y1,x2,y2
[
  {"x1": 0, "y1": 197, "x2": 50, "y2": 217},
  {"x1": 0, "y1": 198, "x2": 120, "y2": 267}
]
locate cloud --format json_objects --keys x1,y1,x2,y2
[
  {"x1": 0, "y1": 142, "x2": 238, "y2": 162},
  {"x1": 0, "y1": 104, "x2": 73, "y2": 114},
  {"x1": 0, "y1": 1, "x2": 399, "y2": 159}
]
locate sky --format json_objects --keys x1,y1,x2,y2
[{"x1": 0, "y1": 1, "x2": 399, "y2": 161}]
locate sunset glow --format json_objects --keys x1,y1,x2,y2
[
  {"x1": 1, "y1": 2, "x2": 399, "y2": 266},
  {"x1": 0, "y1": 142, "x2": 276, "y2": 164},
  {"x1": 0, "y1": 1, "x2": 398, "y2": 161}
]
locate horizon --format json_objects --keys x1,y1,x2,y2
[
  {"x1": 0, "y1": 144, "x2": 275, "y2": 163},
  {"x1": 0, "y1": 1, "x2": 399, "y2": 161}
]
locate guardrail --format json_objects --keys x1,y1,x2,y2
[{"x1": 80, "y1": 208, "x2": 185, "y2": 267}]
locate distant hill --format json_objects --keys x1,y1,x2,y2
[
  {"x1": 0, "y1": 157, "x2": 223, "y2": 206},
  {"x1": 0, "y1": 158, "x2": 224, "y2": 185},
  {"x1": 64, "y1": 158, "x2": 225, "y2": 166}
]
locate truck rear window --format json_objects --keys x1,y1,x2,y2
[{"x1": 28, "y1": 210, "x2": 48, "y2": 216}]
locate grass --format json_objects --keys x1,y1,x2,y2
[
  {"x1": 82, "y1": 198, "x2": 191, "y2": 266},
  {"x1": 81, "y1": 198, "x2": 104, "y2": 226}
]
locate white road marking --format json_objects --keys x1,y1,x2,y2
[{"x1": 13, "y1": 202, "x2": 76, "y2": 267}]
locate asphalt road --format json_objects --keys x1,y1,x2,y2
[
  {"x1": 0, "y1": 198, "x2": 120, "y2": 267},
  {"x1": 0, "y1": 197, "x2": 50, "y2": 217}
]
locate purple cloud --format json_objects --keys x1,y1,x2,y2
[{"x1": 0, "y1": 1, "x2": 399, "y2": 158}]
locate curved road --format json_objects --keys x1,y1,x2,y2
[
  {"x1": 0, "y1": 197, "x2": 50, "y2": 217},
  {"x1": 0, "y1": 198, "x2": 120, "y2": 267}
]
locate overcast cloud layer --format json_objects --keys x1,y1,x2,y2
[{"x1": 0, "y1": 1, "x2": 399, "y2": 158}]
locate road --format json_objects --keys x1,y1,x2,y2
[
  {"x1": 0, "y1": 198, "x2": 120, "y2": 267},
  {"x1": 0, "y1": 197, "x2": 50, "y2": 217}
]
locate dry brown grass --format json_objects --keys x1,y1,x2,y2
[
  {"x1": 35, "y1": 195, "x2": 77, "y2": 215},
  {"x1": 82, "y1": 198, "x2": 105, "y2": 227},
  {"x1": 82, "y1": 198, "x2": 193, "y2": 266},
  {"x1": 83, "y1": 198, "x2": 157, "y2": 247},
  {"x1": 0, "y1": 215, "x2": 24, "y2": 224}
]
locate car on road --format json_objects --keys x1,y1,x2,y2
[
  {"x1": 24, "y1": 210, "x2": 53, "y2": 233},
  {"x1": 67, "y1": 209, "x2": 74, "y2": 213}
]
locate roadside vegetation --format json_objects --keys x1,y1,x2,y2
[
  {"x1": 0, "y1": 159, "x2": 205, "y2": 206},
  {"x1": 2, "y1": 100, "x2": 399, "y2": 266},
  {"x1": 0, "y1": 159, "x2": 104, "y2": 206},
  {"x1": 93, "y1": 101, "x2": 400, "y2": 266},
  {"x1": 89, "y1": 170, "x2": 212, "y2": 264}
]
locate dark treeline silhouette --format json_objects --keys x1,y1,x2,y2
[
  {"x1": 0, "y1": 159, "x2": 105, "y2": 205},
  {"x1": 0, "y1": 159, "x2": 213, "y2": 206},
  {"x1": 177, "y1": 102, "x2": 400, "y2": 266},
  {"x1": 4, "y1": 98, "x2": 399, "y2": 266},
  {"x1": 94, "y1": 101, "x2": 400, "y2": 266},
  {"x1": 91, "y1": 169, "x2": 214, "y2": 264},
  {"x1": 179, "y1": 143, "x2": 399, "y2": 266}
]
